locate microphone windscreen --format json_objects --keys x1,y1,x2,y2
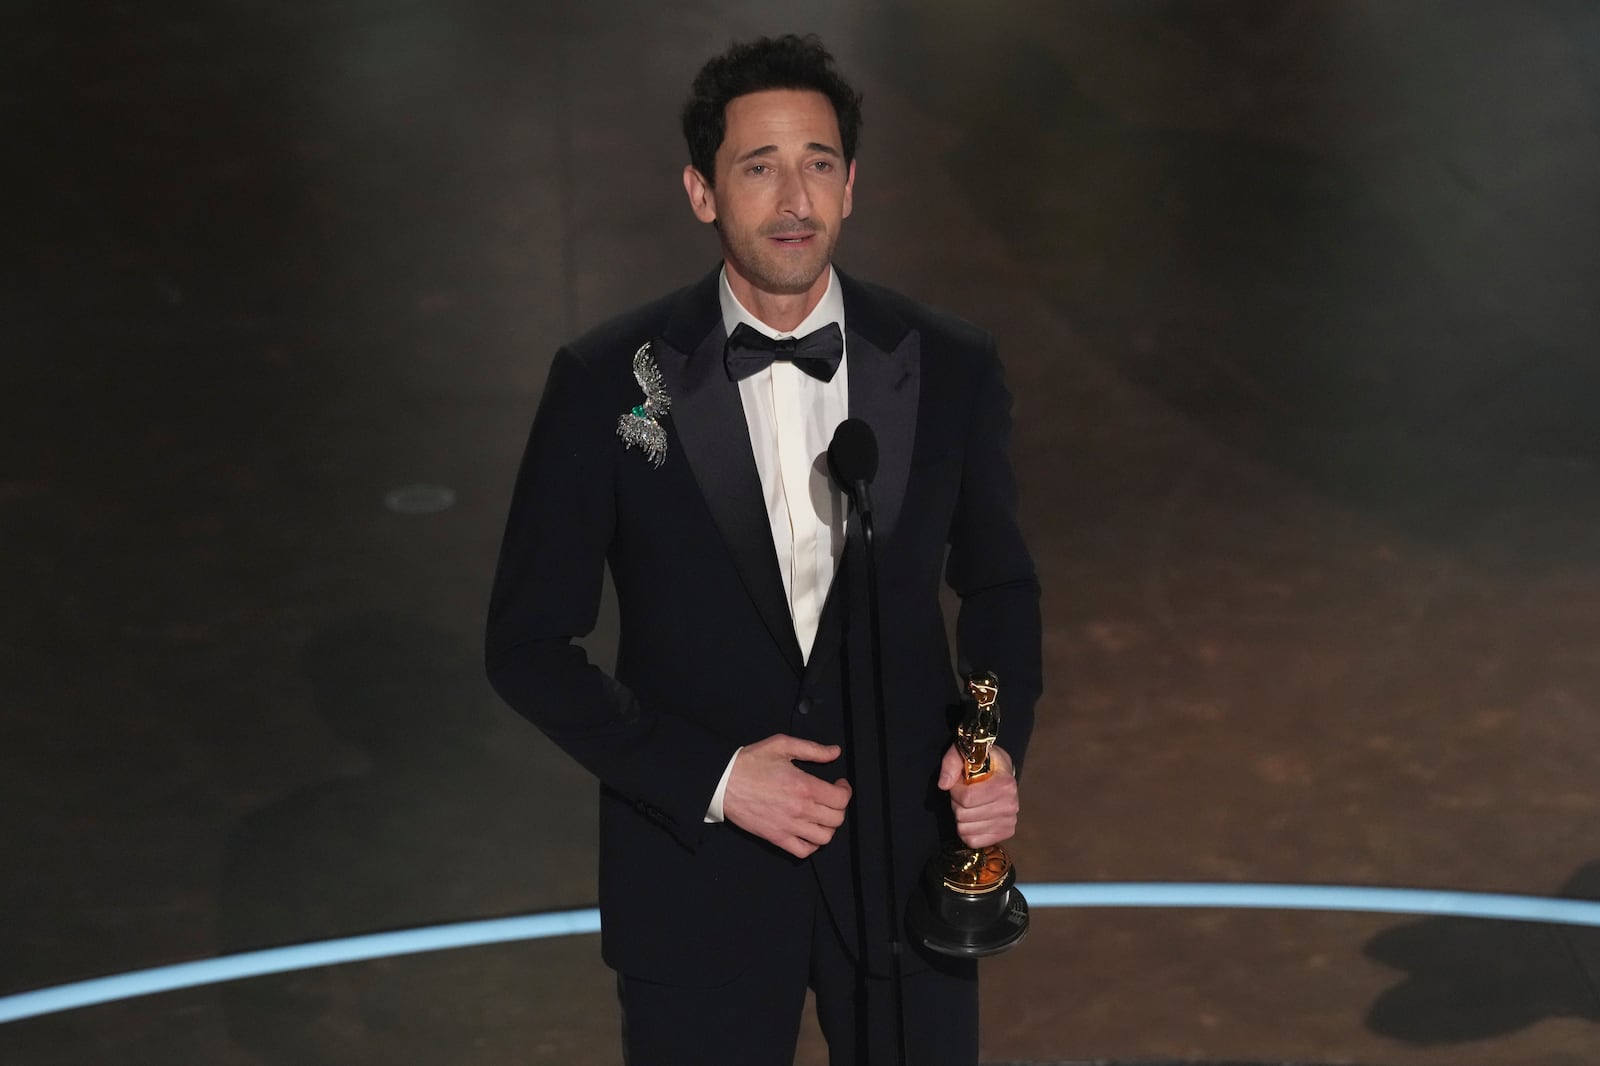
[{"x1": 828, "y1": 418, "x2": 879, "y2": 486}]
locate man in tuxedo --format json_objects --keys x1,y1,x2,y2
[{"x1": 486, "y1": 34, "x2": 1041, "y2": 1065}]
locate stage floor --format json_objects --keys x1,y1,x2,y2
[{"x1": 5, "y1": 2, "x2": 1600, "y2": 1063}]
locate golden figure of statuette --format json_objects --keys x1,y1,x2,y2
[{"x1": 907, "y1": 671, "x2": 1030, "y2": 956}]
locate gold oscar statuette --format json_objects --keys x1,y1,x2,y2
[{"x1": 906, "y1": 671, "x2": 1030, "y2": 957}]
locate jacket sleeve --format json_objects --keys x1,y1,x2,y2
[
  {"x1": 484, "y1": 346, "x2": 735, "y2": 845},
  {"x1": 944, "y1": 336, "x2": 1044, "y2": 775}
]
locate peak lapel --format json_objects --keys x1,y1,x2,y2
[
  {"x1": 652, "y1": 274, "x2": 805, "y2": 675},
  {"x1": 805, "y1": 275, "x2": 920, "y2": 682},
  {"x1": 841, "y1": 279, "x2": 918, "y2": 548}
]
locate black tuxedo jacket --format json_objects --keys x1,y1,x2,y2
[{"x1": 486, "y1": 266, "x2": 1041, "y2": 986}]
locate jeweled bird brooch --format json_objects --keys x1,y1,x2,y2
[{"x1": 615, "y1": 342, "x2": 671, "y2": 468}]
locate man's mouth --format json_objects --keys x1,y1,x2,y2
[{"x1": 764, "y1": 223, "x2": 821, "y2": 246}]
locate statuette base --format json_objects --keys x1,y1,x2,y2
[{"x1": 908, "y1": 856, "x2": 1030, "y2": 958}]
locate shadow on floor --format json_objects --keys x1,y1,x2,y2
[{"x1": 1364, "y1": 860, "x2": 1600, "y2": 1043}]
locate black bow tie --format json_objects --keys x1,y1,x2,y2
[{"x1": 724, "y1": 321, "x2": 844, "y2": 383}]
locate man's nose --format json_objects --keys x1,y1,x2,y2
[{"x1": 777, "y1": 169, "x2": 812, "y2": 218}]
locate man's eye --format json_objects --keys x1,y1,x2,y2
[
  {"x1": 811, "y1": 160, "x2": 833, "y2": 172},
  {"x1": 748, "y1": 164, "x2": 770, "y2": 175}
]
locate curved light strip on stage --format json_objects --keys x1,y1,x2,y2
[{"x1": 7, "y1": 881, "x2": 1600, "y2": 1024}]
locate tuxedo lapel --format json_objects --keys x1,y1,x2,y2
[
  {"x1": 844, "y1": 316, "x2": 921, "y2": 547},
  {"x1": 653, "y1": 271, "x2": 806, "y2": 674},
  {"x1": 805, "y1": 273, "x2": 920, "y2": 680}
]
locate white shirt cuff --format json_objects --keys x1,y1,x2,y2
[{"x1": 704, "y1": 747, "x2": 742, "y2": 823}]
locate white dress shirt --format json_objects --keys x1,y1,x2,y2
[{"x1": 706, "y1": 266, "x2": 849, "y2": 821}]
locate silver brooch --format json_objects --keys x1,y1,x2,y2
[{"x1": 615, "y1": 342, "x2": 671, "y2": 468}]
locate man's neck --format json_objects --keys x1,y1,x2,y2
[{"x1": 723, "y1": 266, "x2": 832, "y2": 334}]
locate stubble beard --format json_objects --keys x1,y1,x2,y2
[{"x1": 720, "y1": 220, "x2": 838, "y2": 297}]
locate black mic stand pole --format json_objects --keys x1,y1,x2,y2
[{"x1": 851, "y1": 484, "x2": 909, "y2": 1066}]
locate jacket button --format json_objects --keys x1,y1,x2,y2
[{"x1": 796, "y1": 698, "x2": 812, "y2": 716}]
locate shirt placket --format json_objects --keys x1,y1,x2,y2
[{"x1": 770, "y1": 361, "x2": 820, "y2": 661}]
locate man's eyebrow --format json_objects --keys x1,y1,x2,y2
[
  {"x1": 732, "y1": 142, "x2": 843, "y2": 165},
  {"x1": 733, "y1": 145, "x2": 779, "y2": 165}
]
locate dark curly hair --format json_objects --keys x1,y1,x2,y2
[{"x1": 682, "y1": 34, "x2": 863, "y2": 187}]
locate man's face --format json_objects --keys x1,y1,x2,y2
[{"x1": 683, "y1": 89, "x2": 855, "y2": 302}]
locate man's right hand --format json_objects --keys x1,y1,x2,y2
[{"x1": 722, "y1": 735, "x2": 851, "y2": 858}]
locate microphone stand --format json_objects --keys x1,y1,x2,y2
[{"x1": 849, "y1": 483, "x2": 909, "y2": 1066}]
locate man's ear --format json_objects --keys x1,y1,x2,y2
[
  {"x1": 683, "y1": 165, "x2": 717, "y2": 223},
  {"x1": 841, "y1": 158, "x2": 856, "y2": 220}
]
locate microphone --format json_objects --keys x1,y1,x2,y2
[
  {"x1": 828, "y1": 417, "x2": 878, "y2": 518},
  {"x1": 827, "y1": 415, "x2": 908, "y2": 1065}
]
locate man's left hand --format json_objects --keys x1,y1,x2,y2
[{"x1": 938, "y1": 743, "x2": 1019, "y2": 848}]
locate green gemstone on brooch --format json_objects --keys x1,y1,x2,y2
[{"x1": 616, "y1": 342, "x2": 671, "y2": 469}]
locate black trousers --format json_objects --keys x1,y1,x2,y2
[{"x1": 617, "y1": 874, "x2": 978, "y2": 1066}]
